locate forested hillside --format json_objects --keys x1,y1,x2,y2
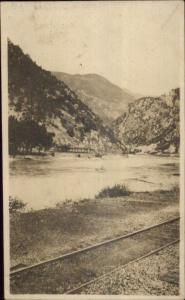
[
  {"x1": 8, "y1": 41, "x2": 180, "y2": 156},
  {"x1": 113, "y1": 88, "x2": 180, "y2": 154},
  {"x1": 8, "y1": 41, "x2": 118, "y2": 154}
]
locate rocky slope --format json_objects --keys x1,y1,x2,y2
[
  {"x1": 113, "y1": 89, "x2": 180, "y2": 154},
  {"x1": 8, "y1": 41, "x2": 118, "y2": 152},
  {"x1": 53, "y1": 72, "x2": 135, "y2": 125}
]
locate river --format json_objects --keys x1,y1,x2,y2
[{"x1": 9, "y1": 153, "x2": 179, "y2": 210}]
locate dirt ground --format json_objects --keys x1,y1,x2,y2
[{"x1": 10, "y1": 188, "x2": 179, "y2": 268}]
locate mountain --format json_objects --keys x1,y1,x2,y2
[
  {"x1": 8, "y1": 41, "x2": 119, "y2": 154},
  {"x1": 113, "y1": 88, "x2": 180, "y2": 154},
  {"x1": 53, "y1": 72, "x2": 135, "y2": 124}
]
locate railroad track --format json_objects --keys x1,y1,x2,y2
[
  {"x1": 67, "y1": 239, "x2": 179, "y2": 294},
  {"x1": 10, "y1": 217, "x2": 179, "y2": 294}
]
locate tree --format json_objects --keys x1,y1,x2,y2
[
  {"x1": 9, "y1": 116, "x2": 22, "y2": 155},
  {"x1": 9, "y1": 116, "x2": 55, "y2": 155}
]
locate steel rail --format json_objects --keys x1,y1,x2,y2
[
  {"x1": 66, "y1": 238, "x2": 180, "y2": 294},
  {"x1": 10, "y1": 216, "x2": 179, "y2": 276}
]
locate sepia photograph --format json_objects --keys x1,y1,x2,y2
[{"x1": 1, "y1": 1, "x2": 184, "y2": 299}]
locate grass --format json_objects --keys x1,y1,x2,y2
[
  {"x1": 95, "y1": 184, "x2": 130, "y2": 199},
  {"x1": 10, "y1": 187, "x2": 179, "y2": 268}
]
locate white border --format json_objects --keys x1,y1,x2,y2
[
  {"x1": 179, "y1": 1, "x2": 185, "y2": 298},
  {"x1": 1, "y1": 1, "x2": 184, "y2": 300},
  {"x1": 1, "y1": 8, "x2": 10, "y2": 300}
]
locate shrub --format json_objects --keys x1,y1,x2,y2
[
  {"x1": 56, "y1": 199, "x2": 73, "y2": 208},
  {"x1": 9, "y1": 196, "x2": 27, "y2": 213},
  {"x1": 95, "y1": 184, "x2": 130, "y2": 199}
]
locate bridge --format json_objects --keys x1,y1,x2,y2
[{"x1": 56, "y1": 146, "x2": 95, "y2": 153}]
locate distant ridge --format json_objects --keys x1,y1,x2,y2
[{"x1": 53, "y1": 71, "x2": 135, "y2": 125}]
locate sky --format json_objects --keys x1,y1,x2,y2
[{"x1": 2, "y1": 1, "x2": 184, "y2": 96}]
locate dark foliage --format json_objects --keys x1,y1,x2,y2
[
  {"x1": 95, "y1": 184, "x2": 130, "y2": 199},
  {"x1": 9, "y1": 196, "x2": 26, "y2": 213},
  {"x1": 9, "y1": 116, "x2": 54, "y2": 155}
]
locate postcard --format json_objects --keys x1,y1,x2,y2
[{"x1": 1, "y1": 1, "x2": 184, "y2": 299}]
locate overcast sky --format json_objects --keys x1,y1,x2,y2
[{"x1": 2, "y1": 1, "x2": 184, "y2": 96}]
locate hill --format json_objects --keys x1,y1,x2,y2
[
  {"x1": 8, "y1": 41, "x2": 118, "y2": 154},
  {"x1": 113, "y1": 88, "x2": 180, "y2": 154},
  {"x1": 53, "y1": 72, "x2": 135, "y2": 124}
]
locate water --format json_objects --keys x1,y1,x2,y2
[{"x1": 9, "y1": 153, "x2": 179, "y2": 210}]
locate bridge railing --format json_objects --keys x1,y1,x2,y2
[{"x1": 56, "y1": 147, "x2": 95, "y2": 153}]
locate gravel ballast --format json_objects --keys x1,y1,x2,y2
[{"x1": 80, "y1": 243, "x2": 179, "y2": 295}]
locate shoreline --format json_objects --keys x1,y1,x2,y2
[{"x1": 8, "y1": 151, "x2": 180, "y2": 160}]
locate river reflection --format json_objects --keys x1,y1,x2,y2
[{"x1": 9, "y1": 153, "x2": 179, "y2": 210}]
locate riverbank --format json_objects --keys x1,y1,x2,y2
[{"x1": 10, "y1": 187, "x2": 179, "y2": 269}]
